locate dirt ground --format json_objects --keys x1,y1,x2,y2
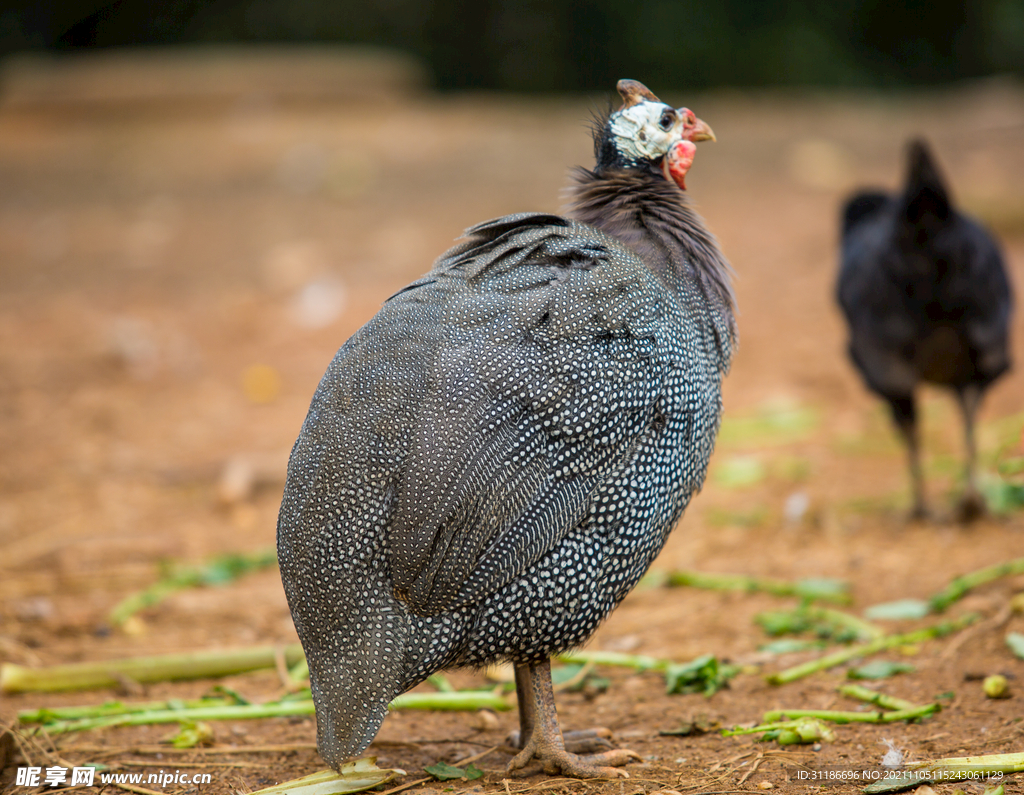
[{"x1": 1, "y1": 50, "x2": 1023, "y2": 795}]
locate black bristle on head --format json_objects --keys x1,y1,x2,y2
[
  {"x1": 587, "y1": 103, "x2": 661, "y2": 176},
  {"x1": 588, "y1": 104, "x2": 620, "y2": 172}
]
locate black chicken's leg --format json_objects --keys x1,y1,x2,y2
[
  {"x1": 507, "y1": 660, "x2": 638, "y2": 779},
  {"x1": 890, "y1": 394, "x2": 926, "y2": 520},
  {"x1": 955, "y1": 384, "x2": 985, "y2": 522}
]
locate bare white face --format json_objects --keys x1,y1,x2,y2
[{"x1": 608, "y1": 101, "x2": 686, "y2": 163}]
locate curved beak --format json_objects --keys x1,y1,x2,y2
[
  {"x1": 688, "y1": 117, "x2": 716, "y2": 143},
  {"x1": 678, "y1": 108, "x2": 716, "y2": 143}
]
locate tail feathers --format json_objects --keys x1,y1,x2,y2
[{"x1": 902, "y1": 139, "x2": 951, "y2": 226}]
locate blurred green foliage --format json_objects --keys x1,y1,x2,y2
[{"x1": 1, "y1": 0, "x2": 1022, "y2": 90}]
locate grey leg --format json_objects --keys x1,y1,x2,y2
[
  {"x1": 507, "y1": 660, "x2": 638, "y2": 779},
  {"x1": 955, "y1": 385, "x2": 985, "y2": 522},
  {"x1": 889, "y1": 394, "x2": 926, "y2": 520}
]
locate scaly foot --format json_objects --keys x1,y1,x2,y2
[
  {"x1": 507, "y1": 734, "x2": 639, "y2": 778},
  {"x1": 955, "y1": 489, "x2": 986, "y2": 524},
  {"x1": 508, "y1": 660, "x2": 639, "y2": 779},
  {"x1": 507, "y1": 727, "x2": 614, "y2": 755}
]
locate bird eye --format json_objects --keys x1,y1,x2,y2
[{"x1": 659, "y1": 109, "x2": 676, "y2": 130}]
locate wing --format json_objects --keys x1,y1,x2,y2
[
  {"x1": 941, "y1": 215, "x2": 1013, "y2": 381},
  {"x1": 384, "y1": 212, "x2": 677, "y2": 615}
]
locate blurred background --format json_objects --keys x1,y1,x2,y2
[
  {"x1": 0, "y1": 0, "x2": 1022, "y2": 730},
  {"x1": 1, "y1": 0, "x2": 1023, "y2": 89}
]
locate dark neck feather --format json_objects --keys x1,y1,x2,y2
[{"x1": 567, "y1": 167, "x2": 737, "y2": 346}]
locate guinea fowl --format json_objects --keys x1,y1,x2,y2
[
  {"x1": 837, "y1": 139, "x2": 1013, "y2": 520},
  {"x1": 277, "y1": 80, "x2": 736, "y2": 779}
]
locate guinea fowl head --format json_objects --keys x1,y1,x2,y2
[{"x1": 594, "y1": 79, "x2": 716, "y2": 190}]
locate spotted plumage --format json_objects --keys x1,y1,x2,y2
[{"x1": 277, "y1": 80, "x2": 736, "y2": 778}]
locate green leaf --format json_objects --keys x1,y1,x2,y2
[
  {"x1": 550, "y1": 664, "x2": 609, "y2": 694},
  {"x1": 1007, "y1": 632, "x2": 1024, "y2": 660},
  {"x1": 979, "y1": 473, "x2": 1024, "y2": 515},
  {"x1": 755, "y1": 607, "x2": 865, "y2": 642},
  {"x1": 664, "y1": 654, "x2": 738, "y2": 696},
  {"x1": 847, "y1": 661, "x2": 915, "y2": 680},
  {"x1": 550, "y1": 664, "x2": 585, "y2": 686},
  {"x1": 756, "y1": 610, "x2": 813, "y2": 637},
  {"x1": 205, "y1": 684, "x2": 251, "y2": 705},
  {"x1": 425, "y1": 762, "x2": 473, "y2": 781},
  {"x1": 864, "y1": 599, "x2": 931, "y2": 621}
]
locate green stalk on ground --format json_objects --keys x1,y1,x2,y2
[
  {"x1": 556, "y1": 649, "x2": 669, "y2": 671},
  {"x1": 766, "y1": 613, "x2": 978, "y2": 685},
  {"x1": 556, "y1": 650, "x2": 738, "y2": 696},
  {"x1": 18, "y1": 696, "x2": 244, "y2": 724},
  {"x1": 722, "y1": 716, "x2": 835, "y2": 744},
  {"x1": 108, "y1": 549, "x2": 279, "y2": 626},
  {"x1": 906, "y1": 752, "x2": 1024, "y2": 779},
  {"x1": 864, "y1": 753, "x2": 1024, "y2": 793},
  {"x1": 28, "y1": 700, "x2": 318, "y2": 733},
  {"x1": 837, "y1": 683, "x2": 927, "y2": 712},
  {"x1": 756, "y1": 605, "x2": 884, "y2": 642},
  {"x1": 663, "y1": 571, "x2": 851, "y2": 604},
  {"x1": 0, "y1": 645, "x2": 306, "y2": 694},
  {"x1": 928, "y1": 557, "x2": 1024, "y2": 612},
  {"x1": 21, "y1": 691, "x2": 510, "y2": 734},
  {"x1": 761, "y1": 704, "x2": 938, "y2": 723}
]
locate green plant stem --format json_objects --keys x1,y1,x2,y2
[
  {"x1": 24, "y1": 691, "x2": 510, "y2": 734},
  {"x1": 929, "y1": 558, "x2": 1024, "y2": 612},
  {"x1": 556, "y1": 649, "x2": 669, "y2": 671},
  {"x1": 108, "y1": 550, "x2": 279, "y2": 626},
  {"x1": 907, "y1": 752, "x2": 1024, "y2": 779},
  {"x1": 838, "y1": 684, "x2": 924, "y2": 712},
  {"x1": 287, "y1": 657, "x2": 310, "y2": 687},
  {"x1": 665, "y1": 571, "x2": 850, "y2": 604},
  {"x1": 766, "y1": 614, "x2": 978, "y2": 685},
  {"x1": 761, "y1": 705, "x2": 938, "y2": 723},
  {"x1": 807, "y1": 607, "x2": 885, "y2": 640},
  {"x1": 1, "y1": 645, "x2": 305, "y2": 694},
  {"x1": 391, "y1": 691, "x2": 510, "y2": 712},
  {"x1": 30, "y1": 701, "x2": 317, "y2": 733},
  {"x1": 721, "y1": 720, "x2": 803, "y2": 737},
  {"x1": 758, "y1": 606, "x2": 883, "y2": 641},
  {"x1": 18, "y1": 698, "x2": 237, "y2": 724}
]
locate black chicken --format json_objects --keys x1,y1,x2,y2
[
  {"x1": 277, "y1": 80, "x2": 735, "y2": 779},
  {"x1": 837, "y1": 139, "x2": 1013, "y2": 520}
]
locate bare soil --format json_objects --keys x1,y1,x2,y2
[{"x1": 1, "y1": 53, "x2": 1023, "y2": 795}]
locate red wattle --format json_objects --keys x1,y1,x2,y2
[{"x1": 664, "y1": 140, "x2": 696, "y2": 191}]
